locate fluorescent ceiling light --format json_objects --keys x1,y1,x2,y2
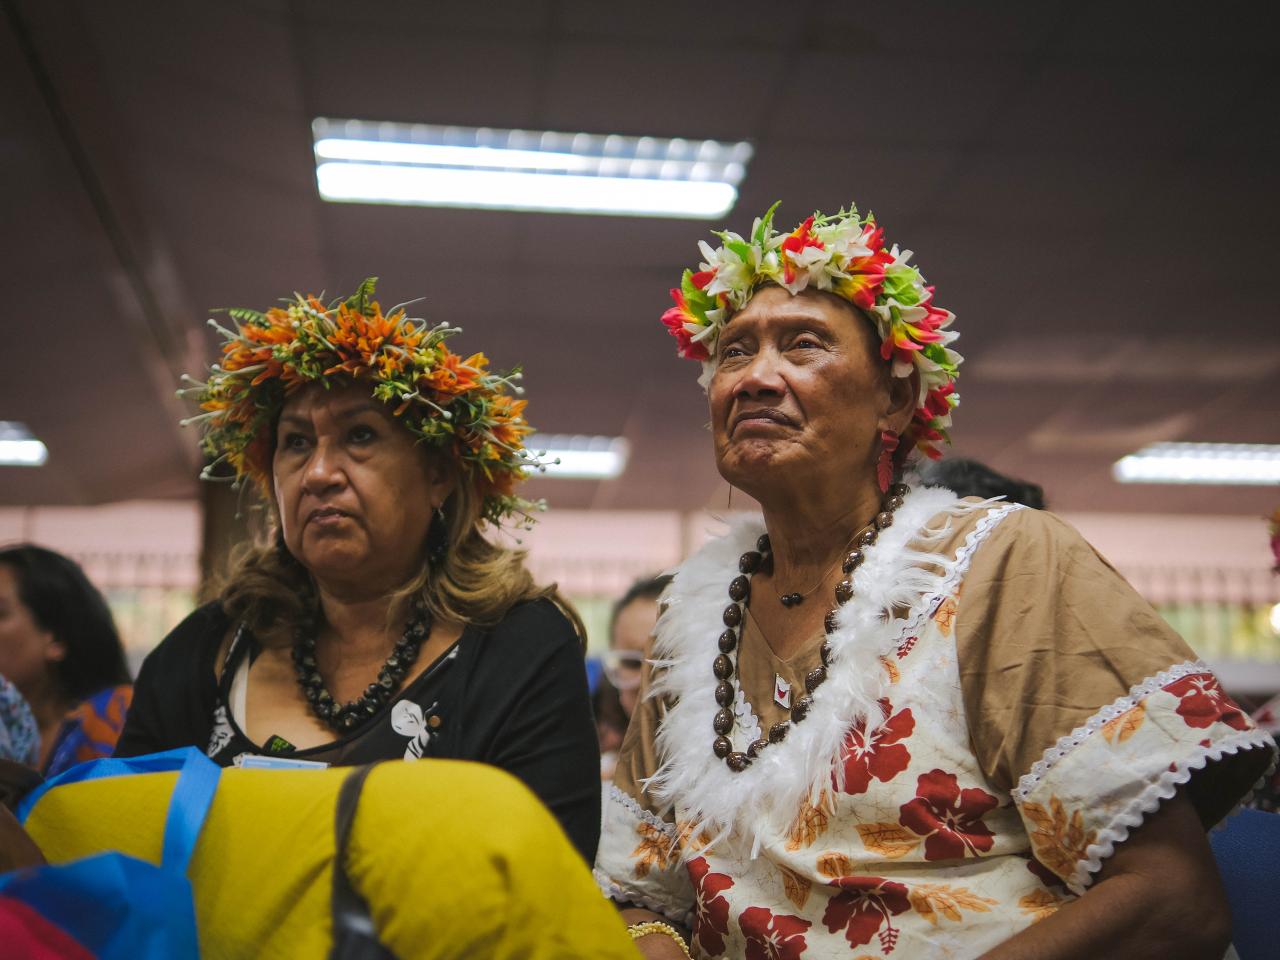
[
  {"x1": 312, "y1": 118, "x2": 751, "y2": 219},
  {"x1": 529, "y1": 434, "x2": 629, "y2": 480},
  {"x1": 0, "y1": 421, "x2": 48, "y2": 467},
  {"x1": 1112, "y1": 442, "x2": 1280, "y2": 485}
]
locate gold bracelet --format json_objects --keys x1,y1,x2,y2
[{"x1": 627, "y1": 920, "x2": 692, "y2": 958}]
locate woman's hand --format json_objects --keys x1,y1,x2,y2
[
  {"x1": 620, "y1": 908, "x2": 692, "y2": 959},
  {"x1": 979, "y1": 791, "x2": 1230, "y2": 960}
]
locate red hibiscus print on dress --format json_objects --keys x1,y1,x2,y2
[
  {"x1": 833, "y1": 698, "x2": 915, "y2": 795},
  {"x1": 899, "y1": 769, "x2": 998, "y2": 860},
  {"x1": 1166, "y1": 673, "x2": 1249, "y2": 731},
  {"x1": 738, "y1": 906, "x2": 811, "y2": 960},
  {"x1": 688, "y1": 856, "x2": 734, "y2": 957},
  {"x1": 822, "y1": 875, "x2": 911, "y2": 952}
]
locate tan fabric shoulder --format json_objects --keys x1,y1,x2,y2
[
  {"x1": 952, "y1": 505, "x2": 1199, "y2": 795},
  {"x1": 612, "y1": 658, "x2": 674, "y2": 819}
]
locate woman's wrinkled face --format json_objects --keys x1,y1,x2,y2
[
  {"x1": 0, "y1": 563, "x2": 62, "y2": 696},
  {"x1": 273, "y1": 385, "x2": 452, "y2": 594},
  {"x1": 709, "y1": 285, "x2": 898, "y2": 495}
]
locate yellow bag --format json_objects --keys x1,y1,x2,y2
[{"x1": 24, "y1": 759, "x2": 636, "y2": 959}]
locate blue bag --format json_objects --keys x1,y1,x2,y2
[{"x1": 1, "y1": 747, "x2": 221, "y2": 959}]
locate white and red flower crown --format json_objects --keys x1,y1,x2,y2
[{"x1": 661, "y1": 203, "x2": 962, "y2": 459}]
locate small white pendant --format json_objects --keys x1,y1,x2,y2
[{"x1": 773, "y1": 673, "x2": 792, "y2": 709}]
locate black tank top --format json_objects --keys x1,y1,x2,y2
[{"x1": 205, "y1": 624, "x2": 466, "y2": 767}]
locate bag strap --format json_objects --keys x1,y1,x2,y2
[
  {"x1": 18, "y1": 747, "x2": 213, "y2": 823},
  {"x1": 17, "y1": 746, "x2": 220, "y2": 875},
  {"x1": 329, "y1": 764, "x2": 396, "y2": 960},
  {"x1": 161, "y1": 751, "x2": 222, "y2": 873}
]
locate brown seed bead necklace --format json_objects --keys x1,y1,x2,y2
[{"x1": 711, "y1": 483, "x2": 910, "y2": 772}]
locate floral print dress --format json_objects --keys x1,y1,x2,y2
[{"x1": 594, "y1": 488, "x2": 1275, "y2": 959}]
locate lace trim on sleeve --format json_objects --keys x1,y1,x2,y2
[
  {"x1": 1012, "y1": 660, "x2": 1277, "y2": 894},
  {"x1": 1012, "y1": 660, "x2": 1208, "y2": 803},
  {"x1": 608, "y1": 783, "x2": 678, "y2": 841},
  {"x1": 1066, "y1": 728, "x2": 1274, "y2": 894}
]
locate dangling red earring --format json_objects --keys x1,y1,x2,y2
[{"x1": 877, "y1": 430, "x2": 899, "y2": 493}]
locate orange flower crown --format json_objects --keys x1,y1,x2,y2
[{"x1": 179, "y1": 278, "x2": 541, "y2": 527}]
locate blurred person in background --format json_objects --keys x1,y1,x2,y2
[
  {"x1": 115, "y1": 280, "x2": 601, "y2": 863},
  {"x1": 0, "y1": 545, "x2": 132, "y2": 777},
  {"x1": 596, "y1": 575, "x2": 669, "y2": 780},
  {"x1": 596, "y1": 203, "x2": 1275, "y2": 959},
  {"x1": 0, "y1": 675, "x2": 44, "y2": 873},
  {"x1": 918, "y1": 456, "x2": 1047, "y2": 509}
]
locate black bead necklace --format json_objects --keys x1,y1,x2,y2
[
  {"x1": 710, "y1": 483, "x2": 909, "y2": 772},
  {"x1": 292, "y1": 599, "x2": 431, "y2": 732}
]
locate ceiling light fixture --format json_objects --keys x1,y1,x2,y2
[
  {"x1": 1112, "y1": 442, "x2": 1280, "y2": 485},
  {"x1": 0, "y1": 421, "x2": 48, "y2": 467},
  {"x1": 312, "y1": 118, "x2": 751, "y2": 219},
  {"x1": 528, "y1": 434, "x2": 629, "y2": 480}
]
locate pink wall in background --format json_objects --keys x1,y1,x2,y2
[
  {"x1": 0, "y1": 501, "x2": 201, "y2": 663},
  {"x1": 2, "y1": 501, "x2": 1273, "y2": 606},
  {"x1": 1063, "y1": 512, "x2": 1277, "y2": 606},
  {"x1": 1, "y1": 500, "x2": 1275, "y2": 672},
  {"x1": 0, "y1": 500, "x2": 201, "y2": 590}
]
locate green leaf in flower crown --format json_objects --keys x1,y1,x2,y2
[
  {"x1": 882, "y1": 264, "x2": 923, "y2": 305},
  {"x1": 344, "y1": 277, "x2": 379, "y2": 316},
  {"x1": 725, "y1": 239, "x2": 752, "y2": 263},
  {"x1": 753, "y1": 201, "x2": 781, "y2": 245},
  {"x1": 922, "y1": 343, "x2": 956, "y2": 374},
  {"x1": 679, "y1": 268, "x2": 700, "y2": 300},
  {"x1": 217, "y1": 307, "x2": 269, "y2": 328},
  {"x1": 678, "y1": 271, "x2": 712, "y2": 323}
]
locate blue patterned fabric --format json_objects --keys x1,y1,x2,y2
[{"x1": 0, "y1": 674, "x2": 38, "y2": 766}]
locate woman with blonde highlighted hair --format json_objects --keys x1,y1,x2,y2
[{"x1": 116, "y1": 279, "x2": 601, "y2": 863}]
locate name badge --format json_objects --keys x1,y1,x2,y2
[{"x1": 235, "y1": 754, "x2": 330, "y2": 770}]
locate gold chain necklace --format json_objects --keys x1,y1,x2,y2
[{"x1": 771, "y1": 518, "x2": 877, "y2": 608}]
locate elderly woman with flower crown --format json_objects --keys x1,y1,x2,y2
[
  {"x1": 115, "y1": 279, "x2": 601, "y2": 862},
  {"x1": 596, "y1": 205, "x2": 1275, "y2": 959}
]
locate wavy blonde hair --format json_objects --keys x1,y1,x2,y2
[{"x1": 219, "y1": 458, "x2": 581, "y2": 649}]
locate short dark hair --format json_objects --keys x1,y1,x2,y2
[
  {"x1": 609, "y1": 574, "x2": 671, "y2": 642},
  {"x1": 0, "y1": 545, "x2": 131, "y2": 700},
  {"x1": 917, "y1": 458, "x2": 1046, "y2": 510}
]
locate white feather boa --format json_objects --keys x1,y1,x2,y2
[{"x1": 644, "y1": 485, "x2": 1008, "y2": 854}]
